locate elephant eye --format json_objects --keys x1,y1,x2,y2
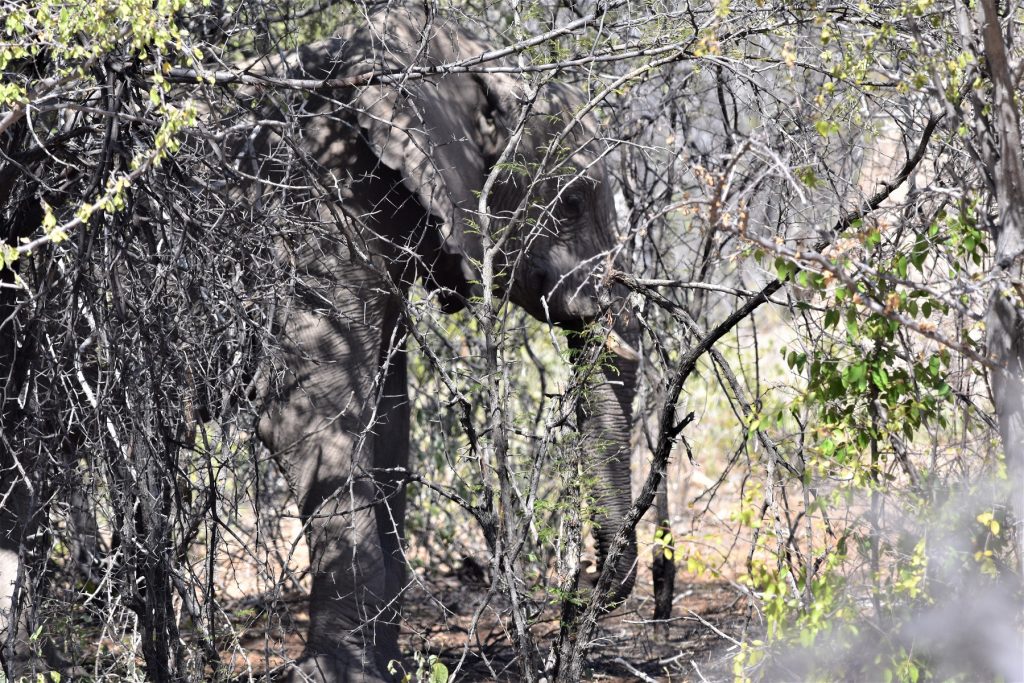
[{"x1": 559, "y1": 193, "x2": 585, "y2": 223}]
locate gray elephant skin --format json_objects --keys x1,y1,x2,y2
[{"x1": 0, "y1": 7, "x2": 640, "y2": 682}]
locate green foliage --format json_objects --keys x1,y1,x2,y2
[
  {"x1": 653, "y1": 524, "x2": 675, "y2": 561},
  {"x1": 733, "y1": 185, "x2": 1011, "y2": 680},
  {"x1": 1, "y1": 0, "x2": 201, "y2": 82},
  {"x1": 1, "y1": 0, "x2": 202, "y2": 261},
  {"x1": 388, "y1": 652, "x2": 450, "y2": 683}
]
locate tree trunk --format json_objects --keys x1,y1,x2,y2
[
  {"x1": 977, "y1": 0, "x2": 1024, "y2": 565},
  {"x1": 652, "y1": 478, "x2": 675, "y2": 633}
]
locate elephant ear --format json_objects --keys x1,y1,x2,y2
[{"x1": 338, "y1": 8, "x2": 523, "y2": 278}]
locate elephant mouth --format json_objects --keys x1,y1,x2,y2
[
  {"x1": 603, "y1": 329, "x2": 641, "y2": 361},
  {"x1": 533, "y1": 304, "x2": 639, "y2": 362},
  {"x1": 509, "y1": 266, "x2": 601, "y2": 325},
  {"x1": 531, "y1": 274, "x2": 639, "y2": 362},
  {"x1": 562, "y1": 318, "x2": 640, "y2": 360}
]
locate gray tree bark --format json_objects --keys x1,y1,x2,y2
[{"x1": 976, "y1": 0, "x2": 1024, "y2": 562}]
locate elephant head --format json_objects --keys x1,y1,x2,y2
[
  {"x1": 251, "y1": 7, "x2": 639, "y2": 680},
  {"x1": 337, "y1": 5, "x2": 641, "y2": 600}
]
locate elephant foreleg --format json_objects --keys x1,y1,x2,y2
[
  {"x1": 371, "y1": 319, "x2": 410, "y2": 665},
  {"x1": 258, "y1": 253, "x2": 406, "y2": 682}
]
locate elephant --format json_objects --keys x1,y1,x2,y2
[
  {"x1": 0, "y1": 6, "x2": 640, "y2": 682},
  {"x1": 244, "y1": 7, "x2": 642, "y2": 681}
]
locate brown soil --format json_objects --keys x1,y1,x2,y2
[{"x1": 219, "y1": 571, "x2": 754, "y2": 682}]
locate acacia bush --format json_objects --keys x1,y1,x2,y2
[{"x1": 1, "y1": 0, "x2": 1022, "y2": 681}]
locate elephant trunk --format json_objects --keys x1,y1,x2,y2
[{"x1": 573, "y1": 322, "x2": 639, "y2": 606}]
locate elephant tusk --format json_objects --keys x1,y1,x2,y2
[{"x1": 606, "y1": 330, "x2": 641, "y2": 362}]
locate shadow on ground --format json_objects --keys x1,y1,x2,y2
[{"x1": 223, "y1": 572, "x2": 753, "y2": 682}]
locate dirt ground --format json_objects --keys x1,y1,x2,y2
[
  {"x1": 399, "y1": 576, "x2": 752, "y2": 682},
  {"x1": 221, "y1": 568, "x2": 754, "y2": 682}
]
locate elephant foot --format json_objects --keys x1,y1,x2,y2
[{"x1": 288, "y1": 651, "x2": 392, "y2": 683}]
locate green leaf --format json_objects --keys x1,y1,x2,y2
[
  {"x1": 430, "y1": 661, "x2": 450, "y2": 683},
  {"x1": 775, "y1": 258, "x2": 796, "y2": 281},
  {"x1": 0, "y1": 242, "x2": 18, "y2": 270},
  {"x1": 796, "y1": 166, "x2": 821, "y2": 188},
  {"x1": 847, "y1": 362, "x2": 867, "y2": 387},
  {"x1": 864, "y1": 229, "x2": 880, "y2": 249},
  {"x1": 824, "y1": 309, "x2": 840, "y2": 329},
  {"x1": 815, "y1": 119, "x2": 840, "y2": 137}
]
